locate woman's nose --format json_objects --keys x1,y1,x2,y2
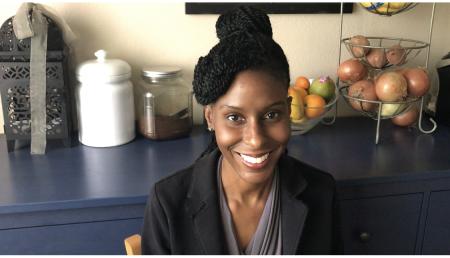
[{"x1": 243, "y1": 119, "x2": 265, "y2": 148}]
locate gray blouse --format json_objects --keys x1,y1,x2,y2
[{"x1": 217, "y1": 156, "x2": 282, "y2": 255}]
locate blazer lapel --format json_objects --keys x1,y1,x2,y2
[
  {"x1": 192, "y1": 194, "x2": 228, "y2": 254},
  {"x1": 186, "y1": 149, "x2": 228, "y2": 254},
  {"x1": 279, "y1": 155, "x2": 309, "y2": 255}
]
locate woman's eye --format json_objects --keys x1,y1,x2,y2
[
  {"x1": 265, "y1": 111, "x2": 280, "y2": 120},
  {"x1": 226, "y1": 114, "x2": 243, "y2": 122}
]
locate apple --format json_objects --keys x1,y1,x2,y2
[{"x1": 309, "y1": 76, "x2": 336, "y2": 103}]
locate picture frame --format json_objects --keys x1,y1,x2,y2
[{"x1": 185, "y1": 2, "x2": 353, "y2": 14}]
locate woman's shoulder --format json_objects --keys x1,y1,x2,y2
[
  {"x1": 283, "y1": 154, "x2": 335, "y2": 188},
  {"x1": 281, "y1": 155, "x2": 336, "y2": 208},
  {"x1": 155, "y1": 165, "x2": 195, "y2": 187},
  {"x1": 151, "y1": 165, "x2": 196, "y2": 206},
  {"x1": 151, "y1": 150, "x2": 220, "y2": 208}
]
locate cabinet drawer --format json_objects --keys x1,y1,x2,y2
[
  {"x1": 0, "y1": 218, "x2": 143, "y2": 254},
  {"x1": 340, "y1": 193, "x2": 423, "y2": 254},
  {"x1": 422, "y1": 190, "x2": 450, "y2": 254}
]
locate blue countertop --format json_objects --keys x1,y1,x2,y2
[
  {"x1": 288, "y1": 117, "x2": 450, "y2": 184},
  {"x1": 1, "y1": 117, "x2": 450, "y2": 213}
]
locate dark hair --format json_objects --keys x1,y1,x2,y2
[{"x1": 193, "y1": 5, "x2": 291, "y2": 159}]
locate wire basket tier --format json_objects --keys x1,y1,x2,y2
[
  {"x1": 359, "y1": 3, "x2": 418, "y2": 16},
  {"x1": 339, "y1": 85, "x2": 421, "y2": 120},
  {"x1": 342, "y1": 36, "x2": 429, "y2": 70}
]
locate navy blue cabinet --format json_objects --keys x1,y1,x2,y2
[
  {"x1": 0, "y1": 218, "x2": 143, "y2": 254},
  {"x1": 0, "y1": 204, "x2": 145, "y2": 254},
  {"x1": 422, "y1": 190, "x2": 450, "y2": 254},
  {"x1": 336, "y1": 178, "x2": 450, "y2": 255},
  {"x1": 340, "y1": 194, "x2": 423, "y2": 254}
]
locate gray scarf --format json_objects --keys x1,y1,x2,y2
[{"x1": 217, "y1": 156, "x2": 282, "y2": 255}]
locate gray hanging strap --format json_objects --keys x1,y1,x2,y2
[
  {"x1": 13, "y1": 2, "x2": 76, "y2": 45},
  {"x1": 13, "y1": 4, "x2": 49, "y2": 154},
  {"x1": 12, "y1": 1, "x2": 76, "y2": 154},
  {"x1": 29, "y1": 8, "x2": 48, "y2": 155}
]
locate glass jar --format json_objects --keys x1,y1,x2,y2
[{"x1": 136, "y1": 66, "x2": 193, "y2": 140}]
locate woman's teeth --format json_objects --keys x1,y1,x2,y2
[{"x1": 239, "y1": 153, "x2": 269, "y2": 164}]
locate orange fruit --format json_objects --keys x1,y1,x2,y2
[
  {"x1": 294, "y1": 76, "x2": 310, "y2": 90},
  {"x1": 304, "y1": 94, "x2": 326, "y2": 118}
]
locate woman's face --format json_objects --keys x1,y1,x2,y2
[{"x1": 205, "y1": 69, "x2": 291, "y2": 185}]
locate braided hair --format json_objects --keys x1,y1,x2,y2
[{"x1": 193, "y1": 5, "x2": 291, "y2": 159}]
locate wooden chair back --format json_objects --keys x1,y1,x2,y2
[{"x1": 124, "y1": 234, "x2": 141, "y2": 255}]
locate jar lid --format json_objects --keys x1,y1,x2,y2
[
  {"x1": 76, "y1": 50, "x2": 131, "y2": 81},
  {"x1": 142, "y1": 66, "x2": 182, "y2": 79}
]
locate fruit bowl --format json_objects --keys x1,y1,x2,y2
[
  {"x1": 339, "y1": 85, "x2": 421, "y2": 120},
  {"x1": 342, "y1": 36, "x2": 429, "y2": 70},
  {"x1": 359, "y1": 2, "x2": 418, "y2": 16},
  {"x1": 290, "y1": 85, "x2": 339, "y2": 135}
]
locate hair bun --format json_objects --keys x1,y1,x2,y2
[{"x1": 215, "y1": 6, "x2": 273, "y2": 40}]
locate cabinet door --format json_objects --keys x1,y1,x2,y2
[
  {"x1": 340, "y1": 193, "x2": 423, "y2": 254},
  {"x1": 0, "y1": 218, "x2": 143, "y2": 254},
  {"x1": 422, "y1": 190, "x2": 450, "y2": 254}
]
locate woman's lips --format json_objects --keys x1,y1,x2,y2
[{"x1": 237, "y1": 152, "x2": 271, "y2": 169}]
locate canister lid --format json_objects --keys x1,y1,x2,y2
[
  {"x1": 142, "y1": 66, "x2": 182, "y2": 79},
  {"x1": 76, "y1": 50, "x2": 131, "y2": 82}
]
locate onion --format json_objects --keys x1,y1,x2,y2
[
  {"x1": 386, "y1": 44, "x2": 406, "y2": 65},
  {"x1": 366, "y1": 48, "x2": 387, "y2": 68},
  {"x1": 403, "y1": 67, "x2": 430, "y2": 97},
  {"x1": 348, "y1": 80, "x2": 378, "y2": 111},
  {"x1": 350, "y1": 35, "x2": 370, "y2": 58},
  {"x1": 337, "y1": 59, "x2": 368, "y2": 83},
  {"x1": 391, "y1": 106, "x2": 419, "y2": 126},
  {"x1": 375, "y1": 71, "x2": 407, "y2": 101}
]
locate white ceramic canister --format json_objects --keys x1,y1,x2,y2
[{"x1": 75, "y1": 50, "x2": 135, "y2": 147}]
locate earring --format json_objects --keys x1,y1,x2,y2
[{"x1": 208, "y1": 127, "x2": 214, "y2": 132}]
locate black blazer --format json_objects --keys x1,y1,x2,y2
[{"x1": 141, "y1": 148, "x2": 340, "y2": 254}]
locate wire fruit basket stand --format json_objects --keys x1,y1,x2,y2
[{"x1": 336, "y1": 3, "x2": 437, "y2": 144}]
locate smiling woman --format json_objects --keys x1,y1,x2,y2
[{"x1": 141, "y1": 5, "x2": 340, "y2": 255}]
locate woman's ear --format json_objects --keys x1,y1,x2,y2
[{"x1": 204, "y1": 105, "x2": 214, "y2": 130}]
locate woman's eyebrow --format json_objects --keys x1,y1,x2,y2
[{"x1": 220, "y1": 101, "x2": 286, "y2": 111}]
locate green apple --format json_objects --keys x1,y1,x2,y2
[{"x1": 309, "y1": 76, "x2": 336, "y2": 103}]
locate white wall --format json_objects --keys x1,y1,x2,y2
[{"x1": 1, "y1": 2, "x2": 449, "y2": 134}]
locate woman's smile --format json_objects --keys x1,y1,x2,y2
[{"x1": 236, "y1": 151, "x2": 272, "y2": 169}]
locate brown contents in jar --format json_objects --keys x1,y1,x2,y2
[{"x1": 139, "y1": 115, "x2": 191, "y2": 140}]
